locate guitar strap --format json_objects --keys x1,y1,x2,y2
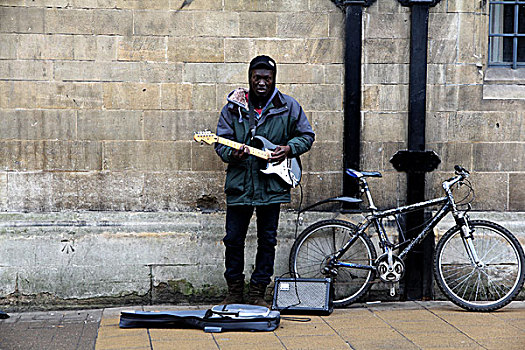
[{"x1": 248, "y1": 98, "x2": 256, "y2": 141}]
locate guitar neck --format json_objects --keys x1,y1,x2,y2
[{"x1": 216, "y1": 136, "x2": 270, "y2": 160}]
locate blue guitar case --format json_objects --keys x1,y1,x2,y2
[{"x1": 119, "y1": 304, "x2": 280, "y2": 333}]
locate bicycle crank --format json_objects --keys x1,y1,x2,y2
[{"x1": 376, "y1": 254, "x2": 405, "y2": 283}]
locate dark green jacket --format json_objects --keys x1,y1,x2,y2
[{"x1": 215, "y1": 88, "x2": 315, "y2": 206}]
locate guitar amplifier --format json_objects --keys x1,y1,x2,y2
[{"x1": 271, "y1": 277, "x2": 333, "y2": 315}]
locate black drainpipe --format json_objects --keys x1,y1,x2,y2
[
  {"x1": 391, "y1": 0, "x2": 442, "y2": 300},
  {"x1": 334, "y1": 0, "x2": 377, "y2": 200}
]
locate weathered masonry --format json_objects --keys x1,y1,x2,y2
[{"x1": 0, "y1": 0, "x2": 523, "y2": 309}]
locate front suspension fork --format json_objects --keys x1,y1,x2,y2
[{"x1": 456, "y1": 214, "x2": 483, "y2": 267}]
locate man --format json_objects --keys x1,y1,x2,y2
[{"x1": 215, "y1": 55, "x2": 315, "y2": 306}]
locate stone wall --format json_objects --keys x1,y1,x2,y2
[
  {"x1": 361, "y1": 1, "x2": 525, "y2": 211},
  {"x1": 0, "y1": 0, "x2": 524, "y2": 307},
  {"x1": 0, "y1": 0, "x2": 345, "y2": 213}
]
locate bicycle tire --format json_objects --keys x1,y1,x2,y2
[
  {"x1": 434, "y1": 220, "x2": 525, "y2": 312},
  {"x1": 289, "y1": 219, "x2": 377, "y2": 307}
]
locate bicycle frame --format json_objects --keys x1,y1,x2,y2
[{"x1": 331, "y1": 172, "x2": 472, "y2": 271}]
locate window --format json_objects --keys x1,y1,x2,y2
[{"x1": 489, "y1": 1, "x2": 525, "y2": 69}]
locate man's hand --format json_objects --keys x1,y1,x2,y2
[
  {"x1": 232, "y1": 144, "x2": 250, "y2": 160},
  {"x1": 269, "y1": 145, "x2": 291, "y2": 164}
]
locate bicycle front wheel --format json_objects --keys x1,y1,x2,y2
[
  {"x1": 289, "y1": 219, "x2": 377, "y2": 307},
  {"x1": 434, "y1": 220, "x2": 525, "y2": 311}
]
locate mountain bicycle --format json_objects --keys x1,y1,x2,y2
[{"x1": 289, "y1": 166, "x2": 525, "y2": 311}]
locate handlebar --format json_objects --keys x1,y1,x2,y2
[{"x1": 443, "y1": 165, "x2": 470, "y2": 191}]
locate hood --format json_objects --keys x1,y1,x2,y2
[{"x1": 227, "y1": 88, "x2": 249, "y2": 110}]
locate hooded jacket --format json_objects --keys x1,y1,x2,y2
[{"x1": 215, "y1": 88, "x2": 315, "y2": 206}]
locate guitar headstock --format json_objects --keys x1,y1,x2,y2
[{"x1": 193, "y1": 131, "x2": 218, "y2": 145}]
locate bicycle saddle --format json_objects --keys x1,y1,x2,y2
[{"x1": 345, "y1": 168, "x2": 382, "y2": 178}]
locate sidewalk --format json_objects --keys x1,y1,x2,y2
[{"x1": 1, "y1": 301, "x2": 524, "y2": 350}]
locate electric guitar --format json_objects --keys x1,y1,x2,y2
[{"x1": 193, "y1": 131, "x2": 301, "y2": 187}]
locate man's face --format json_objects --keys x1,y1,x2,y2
[{"x1": 249, "y1": 68, "x2": 274, "y2": 99}]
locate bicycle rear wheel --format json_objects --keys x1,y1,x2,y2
[
  {"x1": 289, "y1": 220, "x2": 377, "y2": 307},
  {"x1": 434, "y1": 220, "x2": 525, "y2": 311}
]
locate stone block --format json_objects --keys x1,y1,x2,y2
[
  {"x1": 429, "y1": 13, "x2": 459, "y2": 40},
  {"x1": 134, "y1": 10, "x2": 193, "y2": 36},
  {"x1": 0, "y1": 7, "x2": 44, "y2": 33},
  {"x1": 298, "y1": 172, "x2": 342, "y2": 208},
  {"x1": 55, "y1": 61, "x2": 183, "y2": 83},
  {"x1": 183, "y1": 63, "x2": 245, "y2": 84},
  {"x1": 461, "y1": 85, "x2": 525, "y2": 111},
  {"x1": 473, "y1": 143, "x2": 525, "y2": 172},
  {"x1": 70, "y1": 0, "x2": 117, "y2": 8},
  {"x1": 0, "y1": 172, "x2": 6, "y2": 211},
  {"x1": 94, "y1": 9, "x2": 134, "y2": 35},
  {"x1": 252, "y1": 39, "x2": 309, "y2": 64},
  {"x1": 308, "y1": 0, "x2": 339, "y2": 12},
  {"x1": 44, "y1": 8, "x2": 94, "y2": 34},
  {"x1": 76, "y1": 172, "x2": 145, "y2": 210},
  {"x1": 305, "y1": 39, "x2": 344, "y2": 64},
  {"x1": 16, "y1": 265, "x2": 150, "y2": 298},
  {"x1": 17, "y1": 34, "x2": 72, "y2": 60},
  {"x1": 215, "y1": 83, "x2": 238, "y2": 110},
  {"x1": 365, "y1": 171, "x2": 407, "y2": 209},
  {"x1": 324, "y1": 64, "x2": 343, "y2": 84},
  {"x1": 143, "y1": 111, "x2": 217, "y2": 141},
  {"x1": 300, "y1": 141, "x2": 342, "y2": 172},
  {"x1": 170, "y1": 0, "x2": 223, "y2": 10},
  {"x1": 328, "y1": 11, "x2": 344, "y2": 38},
  {"x1": 447, "y1": 0, "x2": 482, "y2": 12},
  {"x1": 509, "y1": 174, "x2": 525, "y2": 211},
  {"x1": 224, "y1": 0, "x2": 309, "y2": 11},
  {"x1": 426, "y1": 111, "x2": 452, "y2": 143},
  {"x1": 465, "y1": 172, "x2": 508, "y2": 211},
  {"x1": 0, "y1": 60, "x2": 52, "y2": 80},
  {"x1": 364, "y1": 39, "x2": 410, "y2": 64},
  {"x1": 0, "y1": 109, "x2": 76, "y2": 140},
  {"x1": 168, "y1": 37, "x2": 224, "y2": 63},
  {"x1": 445, "y1": 64, "x2": 482, "y2": 84},
  {"x1": 309, "y1": 112, "x2": 343, "y2": 142},
  {"x1": 427, "y1": 64, "x2": 447, "y2": 84},
  {"x1": 428, "y1": 39, "x2": 458, "y2": 64},
  {"x1": 95, "y1": 35, "x2": 118, "y2": 61},
  {"x1": 142, "y1": 171, "x2": 225, "y2": 211},
  {"x1": 115, "y1": 0, "x2": 169, "y2": 9},
  {"x1": 191, "y1": 84, "x2": 216, "y2": 111},
  {"x1": 160, "y1": 83, "x2": 192, "y2": 110},
  {"x1": 0, "y1": 81, "x2": 104, "y2": 109},
  {"x1": 279, "y1": 84, "x2": 342, "y2": 112},
  {"x1": 274, "y1": 64, "x2": 324, "y2": 84},
  {"x1": 20, "y1": 0, "x2": 70, "y2": 6},
  {"x1": 103, "y1": 141, "x2": 191, "y2": 171},
  {"x1": 483, "y1": 84, "x2": 525, "y2": 100},
  {"x1": 364, "y1": 13, "x2": 410, "y2": 39},
  {"x1": 361, "y1": 141, "x2": 384, "y2": 171},
  {"x1": 362, "y1": 112, "x2": 407, "y2": 142},
  {"x1": 426, "y1": 142, "x2": 472, "y2": 172},
  {"x1": 0, "y1": 34, "x2": 17, "y2": 59},
  {"x1": 363, "y1": 64, "x2": 409, "y2": 84},
  {"x1": 426, "y1": 84, "x2": 459, "y2": 112},
  {"x1": 448, "y1": 111, "x2": 522, "y2": 142},
  {"x1": 224, "y1": 38, "x2": 252, "y2": 63},
  {"x1": 117, "y1": 36, "x2": 167, "y2": 62},
  {"x1": 277, "y1": 12, "x2": 328, "y2": 38},
  {"x1": 457, "y1": 12, "x2": 484, "y2": 64},
  {"x1": 193, "y1": 11, "x2": 239, "y2": 37},
  {"x1": 103, "y1": 82, "x2": 160, "y2": 110},
  {"x1": 77, "y1": 110, "x2": 142, "y2": 140},
  {"x1": 191, "y1": 141, "x2": 225, "y2": 172},
  {"x1": 377, "y1": 84, "x2": 409, "y2": 112},
  {"x1": 0, "y1": 141, "x2": 102, "y2": 171},
  {"x1": 239, "y1": 12, "x2": 277, "y2": 38}
]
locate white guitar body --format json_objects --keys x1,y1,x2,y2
[{"x1": 193, "y1": 132, "x2": 302, "y2": 187}]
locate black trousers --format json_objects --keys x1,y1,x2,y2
[{"x1": 223, "y1": 203, "x2": 281, "y2": 286}]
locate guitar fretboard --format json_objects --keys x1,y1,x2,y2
[{"x1": 216, "y1": 136, "x2": 270, "y2": 160}]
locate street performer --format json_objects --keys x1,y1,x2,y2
[{"x1": 215, "y1": 55, "x2": 315, "y2": 306}]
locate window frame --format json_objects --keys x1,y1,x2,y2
[{"x1": 488, "y1": 0, "x2": 525, "y2": 69}]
